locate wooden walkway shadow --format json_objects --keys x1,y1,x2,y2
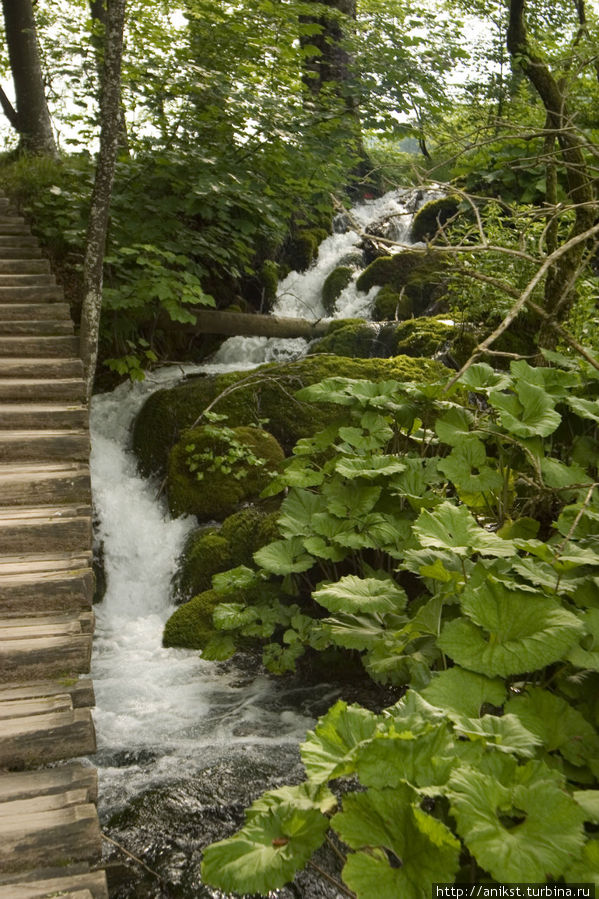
[{"x1": 0, "y1": 197, "x2": 108, "y2": 897}]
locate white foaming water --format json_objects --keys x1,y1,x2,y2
[
  {"x1": 90, "y1": 363, "x2": 335, "y2": 811},
  {"x1": 92, "y1": 188, "x2": 423, "y2": 811}
]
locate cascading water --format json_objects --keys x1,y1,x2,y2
[{"x1": 90, "y1": 188, "x2": 425, "y2": 896}]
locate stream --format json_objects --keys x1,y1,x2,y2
[{"x1": 89, "y1": 188, "x2": 425, "y2": 897}]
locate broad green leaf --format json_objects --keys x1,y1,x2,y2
[
  {"x1": 335, "y1": 454, "x2": 407, "y2": 480},
  {"x1": 245, "y1": 782, "x2": 337, "y2": 820},
  {"x1": 201, "y1": 633, "x2": 236, "y2": 660},
  {"x1": 301, "y1": 536, "x2": 347, "y2": 562},
  {"x1": 325, "y1": 612, "x2": 395, "y2": 650},
  {"x1": 313, "y1": 575, "x2": 407, "y2": 615},
  {"x1": 435, "y1": 406, "x2": 475, "y2": 446},
  {"x1": 211, "y1": 565, "x2": 257, "y2": 595},
  {"x1": 506, "y1": 688, "x2": 599, "y2": 767},
  {"x1": 489, "y1": 382, "x2": 561, "y2": 438},
  {"x1": 413, "y1": 501, "x2": 515, "y2": 558},
  {"x1": 573, "y1": 791, "x2": 599, "y2": 823},
  {"x1": 322, "y1": 480, "x2": 381, "y2": 518},
  {"x1": 557, "y1": 501, "x2": 599, "y2": 539},
  {"x1": 356, "y1": 722, "x2": 458, "y2": 789},
  {"x1": 447, "y1": 760, "x2": 586, "y2": 881},
  {"x1": 300, "y1": 701, "x2": 378, "y2": 783},
  {"x1": 459, "y1": 363, "x2": 512, "y2": 392},
  {"x1": 564, "y1": 839, "x2": 599, "y2": 886},
  {"x1": 438, "y1": 580, "x2": 584, "y2": 676},
  {"x1": 453, "y1": 713, "x2": 540, "y2": 756},
  {"x1": 334, "y1": 786, "x2": 460, "y2": 899},
  {"x1": 567, "y1": 608, "x2": 599, "y2": 670},
  {"x1": 254, "y1": 537, "x2": 314, "y2": 574},
  {"x1": 438, "y1": 441, "x2": 503, "y2": 495},
  {"x1": 540, "y1": 457, "x2": 589, "y2": 488},
  {"x1": 510, "y1": 359, "x2": 580, "y2": 396},
  {"x1": 278, "y1": 489, "x2": 326, "y2": 538},
  {"x1": 567, "y1": 395, "x2": 599, "y2": 423},
  {"x1": 200, "y1": 802, "x2": 329, "y2": 893},
  {"x1": 421, "y1": 668, "x2": 505, "y2": 717}
]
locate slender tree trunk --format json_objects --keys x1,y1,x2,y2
[
  {"x1": 80, "y1": 0, "x2": 127, "y2": 398},
  {"x1": 89, "y1": 0, "x2": 129, "y2": 153},
  {"x1": 1, "y1": 0, "x2": 57, "y2": 155}
]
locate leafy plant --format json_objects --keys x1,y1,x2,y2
[
  {"x1": 199, "y1": 354, "x2": 599, "y2": 895},
  {"x1": 184, "y1": 412, "x2": 269, "y2": 482}
]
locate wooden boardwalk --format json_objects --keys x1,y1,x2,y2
[{"x1": 0, "y1": 198, "x2": 108, "y2": 898}]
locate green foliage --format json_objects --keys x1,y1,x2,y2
[{"x1": 200, "y1": 354, "x2": 599, "y2": 894}]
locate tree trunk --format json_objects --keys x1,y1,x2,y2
[
  {"x1": 1, "y1": 0, "x2": 57, "y2": 155},
  {"x1": 161, "y1": 308, "x2": 332, "y2": 339},
  {"x1": 79, "y1": 0, "x2": 127, "y2": 398},
  {"x1": 507, "y1": 0, "x2": 597, "y2": 331},
  {"x1": 89, "y1": 0, "x2": 129, "y2": 153}
]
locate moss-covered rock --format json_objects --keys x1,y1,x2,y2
[
  {"x1": 163, "y1": 589, "x2": 222, "y2": 650},
  {"x1": 410, "y1": 195, "x2": 460, "y2": 243},
  {"x1": 321, "y1": 266, "x2": 354, "y2": 314},
  {"x1": 167, "y1": 425, "x2": 284, "y2": 519},
  {"x1": 220, "y1": 507, "x2": 280, "y2": 561},
  {"x1": 355, "y1": 250, "x2": 447, "y2": 316},
  {"x1": 133, "y1": 354, "x2": 446, "y2": 475},
  {"x1": 372, "y1": 285, "x2": 413, "y2": 321},
  {"x1": 176, "y1": 531, "x2": 233, "y2": 601},
  {"x1": 390, "y1": 316, "x2": 477, "y2": 362},
  {"x1": 259, "y1": 259, "x2": 280, "y2": 310},
  {"x1": 286, "y1": 228, "x2": 328, "y2": 272},
  {"x1": 310, "y1": 321, "x2": 390, "y2": 358}
]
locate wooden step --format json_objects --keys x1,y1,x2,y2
[
  {"x1": 0, "y1": 504, "x2": 92, "y2": 554},
  {"x1": 0, "y1": 791, "x2": 101, "y2": 873},
  {"x1": 0, "y1": 285, "x2": 64, "y2": 302},
  {"x1": 0, "y1": 554, "x2": 93, "y2": 615},
  {"x1": 0, "y1": 274, "x2": 55, "y2": 287},
  {"x1": 0, "y1": 870, "x2": 108, "y2": 898},
  {"x1": 0, "y1": 677, "x2": 95, "y2": 709},
  {"x1": 0, "y1": 319, "x2": 73, "y2": 336},
  {"x1": 0, "y1": 335, "x2": 78, "y2": 357},
  {"x1": 0, "y1": 431, "x2": 89, "y2": 463},
  {"x1": 0, "y1": 403, "x2": 88, "y2": 429},
  {"x1": 0, "y1": 303, "x2": 71, "y2": 321},
  {"x1": 0, "y1": 765, "x2": 97, "y2": 804},
  {"x1": 0, "y1": 693, "x2": 74, "y2": 719},
  {"x1": 0, "y1": 707, "x2": 96, "y2": 766},
  {"x1": 0, "y1": 357, "x2": 82, "y2": 378},
  {"x1": 0, "y1": 260, "x2": 49, "y2": 274},
  {"x1": 1, "y1": 610, "x2": 94, "y2": 636},
  {"x1": 0, "y1": 379, "x2": 86, "y2": 402},
  {"x1": 0, "y1": 235, "x2": 38, "y2": 247},
  {"x1": 0, "y1": 463, "x2": 91, "y2": 505},
  {"x1": 0, "y1": 627, "x2": 93, "y2": 681},
  {"x1": 0, "y1": 215, "x2": 25, "y2": 225},
  {"x1": 0, "y1": 221, "x2": 29, "y2": 234},
  {"x1": 0, "y1": 246, "x2": 42, "y2": 259}
]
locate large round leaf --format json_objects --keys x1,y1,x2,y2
[{"x1": 313, "y1": 574, "x2": 407, "y2": 614}]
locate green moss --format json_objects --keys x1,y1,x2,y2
[
  {"x1": 176, "y1": 532, "x2": 233, "y2": 601},
  {"x1": 410, "y1": 195, "x2": 460, "y2": 243},
  {"x1": 372, "y1": 285, "x2": 413, "y2": 321},
  {"x1": 321, "y1": 266, "x2": 354, "y2": 314},
  {"x1": 310, "y1": 321, "x2": 389, "y2": 357},
  {"x1": 220, "y1": 507, "x2": 280, "y2": 561},
  {"x1": 133, "y1": 354, "x2": 447, "y2": 475},
  {"x1": 259, "y1": 259, "x2": 280, "y2": 308},
  {"x1": 391, "y1": 316, "x2": 457, "y2": 358},
  {"x1": 286, "y1": 228, "x2": 328, "y2": 272},
  {"x1": 163, "y1": 589, "x2": 222, "y2": 649},
  {"x1": 167, "y1": 425, "x2": 284, "y2": 520},
  {"x1": 355, "y1": 250, "x2": 448, "y2": 316}
]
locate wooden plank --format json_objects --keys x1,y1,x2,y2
[
  {"x1": 0, "y1": 403, "x2": 87, "y2": 429},
  {"x1": 0, "y1": 678, "x2": 95, "y2": 709},
  {"x1": 0, "y1": 708, "x2": 96, "y2": 766},
  {"x1": 0, "y1": 335, "x2": 78, "y2": 357},
  {"x1": 0, "y1": 801, "x2": 102, "y2": 873},
  {"x1": 0, "y1": 260, "x2": 49, "y2": 274},
  {"x1": 0, "y1": 633, "x2": 92, "y2": 681},
  {"x1": 0, "y1": 786, "x2": 89, "y2": 816},
  {"x1": 0, "y1": 357, "x2": 82, "y2": 377},
  {"x1": 0, "y1": 611, "x2": 94, "y2": 633},
  {"x1": 0, "y1": 764, "x2": 97, "y2": 804},
  {"x1": 0, "y1": 505, "x2": 92, "y2": 554},
  {"x1": 0, "y1": 430, "x2": 90, "y2": 463},
  {"x1": 0, "y1": 462, "x2": 91, "y2": 505},
  {"x1": 0, "y1": 379, "x2": 86, "y2": 402},
  {"x1": 0, "y1": 870, "x2": 108, "y2": 898},
  {"x1": 0, "y1": 303, "x2": 70, "y2": 320},
  {"x1": 0, "y1": 319, "x2": 74, "y2": 335},
  {"x1": 0, "y1": 285, "x2": 64, "y2": 302},
  {"x1": 0, "y1": 694, "x2": 73, "y2": 720}
]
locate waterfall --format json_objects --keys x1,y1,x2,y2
[{"x1": 90, "y1": 188, "x2": 425, "y2": 891}]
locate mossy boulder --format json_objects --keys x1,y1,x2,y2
[
  {"x1": 321, "y1": 266, "x2": 354, "y2": 314},
  {"x1": 163, "y1": 589, "x2": 222, "y2": 650},
  {"x1": 286, "y1": 228, "x2": 328, "y2": 272},
  {"x1": 355, "y1": 250, "x2": 447, "y2": 315},
  {"x1": 310, "y1": 321, "x2": 391, "y2": 358},
  {"x1": 133, "y1": 354, "x2": 446, "y2": 476},
  {"x1": 167, "y1": 425, "x2": 284, "y2": 519},
  {"x1": 389, "y1": 316, "x2": 476, "y2": 363},
  {"x1": 175, "y1": 508, "x2": 280, "y2": 603},
  {"x1": 410, "y1": 195, "x2": 461, "y2": 243},
  {"x1": 372, "y1": 285, "x2": 413, "y2": 321},
  {"x1": 259, "y1": 259, "x2": 280, "y2": 310}
]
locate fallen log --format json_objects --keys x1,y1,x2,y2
[{"x1": 164, "y1": 308, "x2": 332, "y2": 339}]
